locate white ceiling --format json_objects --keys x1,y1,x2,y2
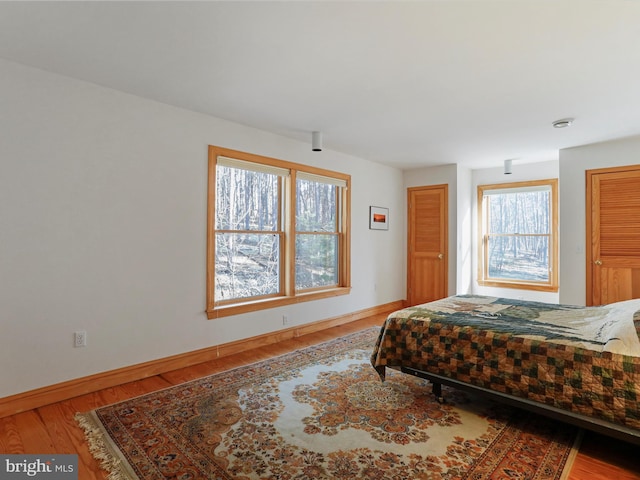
[{"x1": 1, "y1": 1, "x2": 640, "y2": 170}]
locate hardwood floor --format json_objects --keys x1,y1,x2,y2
[{"x1": 1, "y1": 314, "x2": 638, "y2": 479}]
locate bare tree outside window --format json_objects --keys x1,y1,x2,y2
[
  {"x1": 478, "y1": 179, "x2": 558, "y2": 292},
  {"x1": 207, "y1": 146, "x2": 351, "y2": 318},
  {"x1": 214, "y1": 165, "x2": 282, "y2": 302},
  {"x1": 295, "y1": 178, "x2": 339, "y2": 290},
  {"x1": 487, "y1": 190, "x2": 550, "y2": 281}
]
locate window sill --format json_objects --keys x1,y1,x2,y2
[
  {"x1": 206, "y1": 287, "x2": 352, "y2": 319},
  {"x1": 478, "y1": 280, "x2": 558, "y2": 293}
]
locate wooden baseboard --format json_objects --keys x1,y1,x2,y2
[{"x1": 0, "y1": 301, "x2": 402, "y2": 418}]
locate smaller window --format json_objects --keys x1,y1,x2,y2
[{"x1": 477, "y1": 179, "x2": 558, "y2": 292}]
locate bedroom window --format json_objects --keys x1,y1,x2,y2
[
  {"x1": 296, "y1": 173, "x2": 343, "y2": 291},
  {"x1": 207, "y1": 146, "x2": 351, "y2": 318},
  {"x1": 477, "y1": 179, "x2": 558, "y2": 292}
]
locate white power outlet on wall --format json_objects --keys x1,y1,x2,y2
[{"x1": 74, "y1": 330, "x2": 87, "y2": 347}]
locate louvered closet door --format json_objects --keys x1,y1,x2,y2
[
  {"x1": 587, "y1": 165, "x2": 640, "y2": 305},
  {"x1": 407, "y1": 184, "x2": 448, "y2": 306}
]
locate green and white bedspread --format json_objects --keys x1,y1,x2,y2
[{"x1": 371, "y1": 295, "x2": 640, "y2": 430}]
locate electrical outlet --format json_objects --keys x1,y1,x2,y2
[
  {"x1": 74, "y1": 330, "x2": 87, "y2": 348},
  {"x1": 282, "y1": 315, "x2": 289, "y2": 326}
]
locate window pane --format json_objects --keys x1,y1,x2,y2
[
  {"x1": 488, "y1": 235, "x2": 549, "y2": 281},
  {"x1": 215, "y1": 233, "x2": 280, "y2": 301},
  {"x1": 295, "y1": 234, "x2": 338, "y2": 289},
  {"x1": 488, "y1": 191, "x2": 550, "y2": 234},
  {"x1": 215, "y1": 165, "x2": 279, "y2": 231},
  {"x1": 296, "y1": 178, "x2": 337, "y2": 232}
]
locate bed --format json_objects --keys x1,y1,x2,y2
[{"x1": 370, "y1": 295, "x2": 640, "y2": 445}]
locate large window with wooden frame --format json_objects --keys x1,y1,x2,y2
[
  {"x1": 477, "y1": 179, "x2": 558, "y2": 292},
  {"x1": 207, "y1": 146, "x2": 351, "y2": 318}
]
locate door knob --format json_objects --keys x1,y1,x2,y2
[
  {"x1": 594, "y1": 260, "x2": 602, "y2": 266},
  {"x1": 438, "y1": 253, "x2": 444, "y2": 260}
]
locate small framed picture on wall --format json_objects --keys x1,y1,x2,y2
[{"x1": 369, "y1": 206, "x2": 389, "y2": 230}]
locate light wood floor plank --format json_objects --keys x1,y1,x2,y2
[
  {"x1": 9, "y1": 411, "x2": 56, "y2": 454},
  {"x1": 0, "y1": 415, "x2": 26, "y2": 454}
]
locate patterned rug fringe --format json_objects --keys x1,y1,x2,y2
[{"x1": 75, "y1": 412, "x2": 136, "y2": 480}]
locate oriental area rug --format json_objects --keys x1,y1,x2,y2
[{"x1": 76, "y1": 328, "x2": 581, "y2": 480}]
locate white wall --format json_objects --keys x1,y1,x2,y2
[
  {"x1": 0, "y1": 59, "x2": 405, "y2": 398},
  {"x1": 472, "y1": 160, "x2": 560, "y2": 303},
  {"x1": 559, "y1": 135, "x2": 640, "y2": 305},
  {"x1": 456, "y1": 166, "x2": 473, "y2": 295}
]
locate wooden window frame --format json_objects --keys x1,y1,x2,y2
[
  {"x1": 207, "y1": 146, "x2": 351, "y2": 319},
  {"x1": 477, "y1": 179, "x2": 559, "y2": 292}
]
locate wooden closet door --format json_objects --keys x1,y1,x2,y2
[
  {"x1": 587, "y1": 165, "x2": 640, "y2": 305},
  {"x1": 407, "y1": 184, "x2": 448, "y2": 306}
]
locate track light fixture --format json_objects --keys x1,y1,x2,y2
[
  {"x1": 312, "y1": 131, "x2": 323, "y2": 152},
  {"x1": 504, "y1": 159, "x2": 513, "y2": 175}
]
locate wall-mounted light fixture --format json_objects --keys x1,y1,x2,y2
[
  {"x1": 504, "y1": 159, "x2": 513, "y2": 175},
  {"x1": 312, "y1": 131, "x2": 323, "y2": 152}
]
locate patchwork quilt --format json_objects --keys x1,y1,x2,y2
[{"x1": 370, "y1": 295, "x2": 640, "y2": 430}]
